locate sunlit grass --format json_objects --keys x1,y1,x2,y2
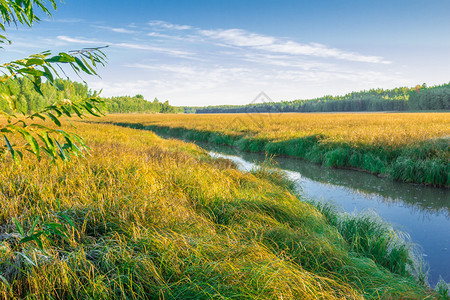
[
  {"x1": 98, "y1": 113, "x2": 449, "y2": 186},
  {"x1": 0, "y1": 120, "x2": 441, "y2": 299}
]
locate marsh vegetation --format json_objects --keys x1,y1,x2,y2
[
  {"x1": 0, "y1": 120, "x2": 445, "y2": 299},
  {"x1": 101, "y1": 112, "x2": 450, "y2": 186}
]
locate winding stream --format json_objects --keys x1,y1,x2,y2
[{"x1": 198, "y1": 142, "x2": 449, "y2": 286}]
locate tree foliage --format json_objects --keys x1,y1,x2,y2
[
  {"x1": 408, "y1": 83, "x2": 450, "y2": 110},
  {"x1": 1, "y1": 77, "x2": 182, "y2": 114},
  {"x1": 104, "y1": 95, "x2": 183, "y2": 114},
  {"x1": 189, "y1": 83, "x2": 450, "y2": 114},
  {"x1": 0, "y1": 0, "x2": 107, "y2": 162}
]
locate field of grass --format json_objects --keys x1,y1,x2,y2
[
  {"x1": 0, "y1": 119, "x2": 444, "y2": 299},
  {"x1": 99, "y1": 113, "x2": 450, "y2": 186}
]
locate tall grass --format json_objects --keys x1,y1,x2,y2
[
  {"x1": 309, "y1": 201, "x2": 419, "y2": 277},
  {"x1": 99, "y1": 113, "x2": 449, "y2": 186},
  {"x1": 0, "y1": 120, "x2": 439, "y2": 299}
]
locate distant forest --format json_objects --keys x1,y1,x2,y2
[
  {"x1": 106, "y1": 95, "x2": 183, "y2": 114},
  {"x1": 187, "y1": 83, "x2": 450, "y2": 114},
  {"x1": 0, "y1": 78, "x2": 181, "y2": 114},
  {"x1": 3, "y1": 78, "x2": 448, "y2": 115}
]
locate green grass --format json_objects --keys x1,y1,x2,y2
[
  {"x1": 103, "y1": 113, "x2": 449, "y2": 187},
  {"x1": 146, "y1": 125, "x2": 449, "y2": 187},
  {"x1": 0, "y1": 121, "x2": 442, "y2": 299}
]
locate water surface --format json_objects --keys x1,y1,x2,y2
[{"x1": 200, "y1": 142, "x2": 449, "y2": 286}]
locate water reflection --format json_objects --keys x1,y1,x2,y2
[
  {"x1": 204, "y1": 142, "x2": 449, "y2": 219},
  {"x1": 199, "y1": 142, "x2": 449, "y2": 286}
]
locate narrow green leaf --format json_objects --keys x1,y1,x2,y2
[
  {"x1": 25, "y1": 58, "x2": 44, "y2": 66},
  {"x1": 4, "y1": 135, "x2": 16, "y2": 160},
  {"x1": 71, "y1": 105, "x2": 83, "y2": 118},
  {"x1": 30, "y1": 124, "x2": 56, "y2": 132},
  {"x1": 33, "y1": 236, "x2": 43, "y2": 250},
  {"x1": 60, "y1": 105, "x2": 72, "y2": 117},
  {"x1": 37, "y1": 132, "x2": 55, "y2": 152},
  {"x1": 18, "y1": 129, "x2": 40, "y2": 158},
  {"x1": 74, "y1": 57, "x2": 92, "y2": 75},
  {"x1": 0, "y1": 275, "x2": 9, "y2": 286},
  {"x1": 31, "y1": 113, "x2": 46, "y2": 121},
  {"x1": 13, "y1": 218, "x2": 24, "y2": 236},
  {"x1": 59, "y1": 214, "x2": 75, "y2": 228},
  {"x1": 16, "y1": 253, "x2": 36, "y2": 267},
  {"x1": 0, "y1": 128, "x2": 12, "y2": 133},
  {"x1": 15, "y1": 150, "x2": 23, "y2": 161},
  {"x1": 55, "y1": 139, "x2": 67, "y2": 161},
  {"x1": 42, "y1": 66, "x2": 54, "y2": 83},
  {"x1": 1, "y1": 92, "x2": 16, "y2": 110},
  {"x1": 80, "y1": 56, "x2": 97, "y2": 75},
  {"x1": 28, "y1": 217, "x2": 40, "y2": 235},
  {"x1": 41, "y1": 146, "x2": 55, "y2": 160},
  {"x1": 46, "y1": 112, "x2": 61, "y2": 126},
  {"x1": 82, "y1": 103, "x2": 100, "y2": 117}
]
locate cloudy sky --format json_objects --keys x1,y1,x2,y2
[{"x1": 1, "y1": 0, "x2": 449, "y2": 106}]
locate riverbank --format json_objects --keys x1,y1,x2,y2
[
  {"x1": 208, "y1": 148, "x2": 450, "y2": 287},
  {"x1": 0, "y1": 121, "x2": 443, "y2": 299},
  {"x1": 98, "y1": 113, "x2": 449, "y2": 187}
]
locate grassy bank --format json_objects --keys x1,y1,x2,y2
[
  {"x1": 0, "y1": 120, "x2": 443, "y2": 299},
  {"x1": 98, "y1": 113, "x2": 449, "y2": 186}
]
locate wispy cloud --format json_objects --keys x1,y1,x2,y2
[
  {"x1": 143, "y1": 20, "x2": 391, "y2": 64},
  {"x1": 115, "y1": 61, "x2": 407, "y2": 106},
  {"x1": 241, "y1": 53, "x2": 334, "y2": 70},
  {"x1": 148, "y1": 20, "x2": 192, "y2": 31},
  {"x1": 126, "y1": 62, "x2": 398, "y2": 86},
  {"x1": 115, "y1": 42, "x2": 194, "y2": 57},
  {"x1": 147, "y1": 32, "x2": 199, "y2": 42},
  {"x1": 57, "y1": 35, "x2": 106, "y2": 45},
  {"x1": 199, "y1": 28, "x2": 390, "y2": 64},
  {"x1": 93, "y1": 25, "x2": 137, "y2": 34},
  {"x1": 49, "y1": 20, "x2": 404, "y2": 105},
  {"x1": 57, "y1": 36, "x2": 193, "y2": 58}
]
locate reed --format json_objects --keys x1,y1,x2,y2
[
  {"x1": 99, "y1": 113, "x2": 449, "y2": 186},
  {"x1": 0, "y1": 120, "x2": 440, "y2": 299}
]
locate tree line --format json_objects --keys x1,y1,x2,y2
[
  {"x1": 188, "y1": 83, "x2": 450, "y2": 114},
  {"x1": 0, "y1": 78, "x2": 180, "y2": 114},
  {"x1": 106, "y1": 94, "x2": 183, "y2": 113},
  {"x1": 409, "y1": 83, "x2": 449, "y2": 110}
]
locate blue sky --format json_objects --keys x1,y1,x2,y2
[{"x1": 1, "y1": 0, "x2": 449, "y2": 106}]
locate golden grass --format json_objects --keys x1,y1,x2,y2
[
  {"x1": 0, "y1": 119, "x2": 438, "y2": 299},
  {"x1": 98, "y1": 112, "x2": 450, "y2": 148},
  {"x1": 93, "y1": 113, "x2": 449, "y2": 186}
]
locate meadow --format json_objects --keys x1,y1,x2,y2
[
  {"x1": 0, "y1": 119, "x2": 445, "y2": 299},
  {"x1": 100, "y1": 113, "x2": 450, "y2": 186}
]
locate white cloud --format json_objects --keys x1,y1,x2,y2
[
  {"x1": 200, "y1": 29, "x2": 275, "y2": 47},
  {"x1": 241, "y1": 53, "x2": 334, "y2": 70},
  {"x1": 115, "y1": 43, "x2": 194, "y2": 57},
  {"x1": 148, "y1": 20, "x2": 192, "y2": 30},
  {"x1": 143, "y1": 21, "x2": 391, "y2": 64},
  {"x1": 199, "y1": 28, "x2": 390, "y2": 64},
  {"x1": 57, "y1": 35, "x2": 106, "y2": 45},
  {"x1": 113, "y1": 60, "x2": 410, "y2": 106},
  {"x1": 147, "y1": 32, "x2": 201, "y2": 42},
  {"x1": 54, "y1": 21, "x2": 408, "y2": 105},
  {"x1": 93, "y1": 25, "x2": 136, "y2": 34},
  {"x1": 57, "y1": 36, "x2": 194, "y2": 58}
]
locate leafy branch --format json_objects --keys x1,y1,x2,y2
[
  {"x1": 0, "y1": 0, "x2": 108, "y2": 162},
  {"x1": 0, "y1": 0, "x2": 57, "y2": 45},
  {"x1": 0, "y1": 48, "x2": 107, "y2": 162}
]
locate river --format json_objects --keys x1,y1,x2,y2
[{"x1": 193, "y1": 141, "x2": 450, "y2": 287}]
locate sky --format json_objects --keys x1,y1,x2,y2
[{"x1": 1, "y1": 0, "x2": 449, "y2": 106}]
